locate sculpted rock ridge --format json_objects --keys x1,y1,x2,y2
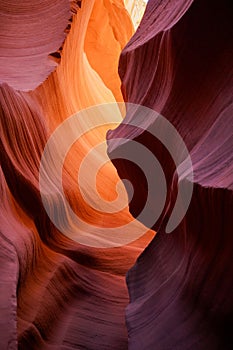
[{"x1": 0, "y1": 0, "x2": 232, "y2": 349}]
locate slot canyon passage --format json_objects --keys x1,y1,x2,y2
[{"x1": 0, "y1": 0, "x2": 232, "y2": 349}]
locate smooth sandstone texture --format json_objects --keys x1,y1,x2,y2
[
  {"x1": 108, "y1": 0, "x2": 233, "y2": 349},
  {"x1": 0, "y1": 0, "x2": 232, "y2": 349},
  {"x1": 0, "y1": 1, "x2": 154, "y2": 349},
  {"x1": 0, "y1": 0, "x2": 70, "y2": 91}
]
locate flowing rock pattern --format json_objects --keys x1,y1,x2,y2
[
  {"x1": 1, "y1": 0, "x2": 232, "y2": 349},
  {"x1": 0, "y1": 1, "x2": 154, "y2": 349},
  {"x1": 0, "y1": 0, "x2": 70, "y2": 91},
  {"x1": 108, "y1": 0, "x2": 233, "y2": 348}
]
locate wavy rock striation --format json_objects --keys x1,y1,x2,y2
[
  {"x1": 0, "y1": 0, "x2": 70, "y2": 91},
  {"x1": 108, "y1": 0, "x2": 233, "y2": 348},
  {"x1": 0, "y1": 1, "x2": 154, "y2": 349},
  {"x1": 1, "y1": 0, "x2": 232, "y2": 349}
]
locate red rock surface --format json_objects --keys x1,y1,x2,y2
[
  {"x1": 0, "y1": 1, "x2": 156, "y2": 349},
  {"x1": 0, "y1": 0, "x2": 232, "y2": 349},
  {"x1": 108, "y1": 0, "x2": 233, "y2": 348},
  {"x1": 0, "y1": 0, "x2": 70, "y2": 91}
]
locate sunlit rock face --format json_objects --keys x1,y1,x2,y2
[
  {"x1": 124, "y1": 0, "x2": 147, "y2": 29},
  {"x1": 0, "y1": 1, "x2": 153, "y2": 349},
  {"x1": 108, "y1": 0, "x2": 233, "y2": 349},
  {"x1": 0, "y1": 0, "x2": 232, "y2": 349}
]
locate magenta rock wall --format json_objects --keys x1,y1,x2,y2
[
  {"x1": 108, "y1": 0, "x2": 233, "y2": 348},
  {"x1": 0, "y1": 0, "x2": 232, "y2": 349}
]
